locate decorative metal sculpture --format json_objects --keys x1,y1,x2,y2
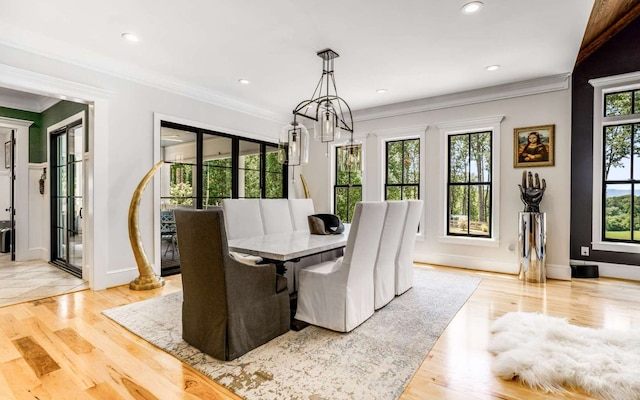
[
  {"x1": 128, "y1": 161, "x2": 165, "y2": 290},
  {"x1": 519, "y1": 170, "x2": 546, "y2": 213}
]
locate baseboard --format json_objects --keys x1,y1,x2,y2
[
  {"x1": 546, "y1": 264, "x2": 572, "y2": 280},
  {"x1": 415, "y1": 252, "x2": 572, "y2": 281},
  {"x1": 414, "y1": 252, "x2": 517, "y2": 275}
]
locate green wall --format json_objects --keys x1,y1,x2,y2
[
  {"x1": 0, "y1": 101, "x2": 89, "y2": 163},
  {"x1": 41, "y1": 101, "x2": 89, "y2": 161},
  {"x1": 0, "y1": 107, "x2": 42, "y2": 162}
]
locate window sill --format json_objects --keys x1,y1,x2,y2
[
  {"x1": 592, "y1": 241, "x2": 640, "y2": 254},
  {"x1": 438, "y1": 235, "x2": 500, "y2": 248}
]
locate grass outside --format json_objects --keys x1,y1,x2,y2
[{"x1": 605, "y1": 230, "x2": 640, "y2": 240}]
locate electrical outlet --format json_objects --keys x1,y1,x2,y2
[{"x1": 581, "y1": 246, "x2": 590, "y2": 256}]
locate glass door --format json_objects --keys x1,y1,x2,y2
[{"x1": 50, "y1": 121, "x2": 83, "y2": 277}]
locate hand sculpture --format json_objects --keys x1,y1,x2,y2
[{"x1": 519, "y1": 170, "x2": 546, "y2": 213}]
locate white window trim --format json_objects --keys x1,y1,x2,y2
[
  {"x1": 436, "y1": 116, "x2": 504, "y2": 247},
  {"x1": 374, "y1": 126, "x2": 427, "y2": 237},
  {"x1": 590, "y1": 72, "x2": 640, "y2": 254}
]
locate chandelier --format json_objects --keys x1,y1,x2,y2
[{"x1": 280, "y1": 48, "x2": 361, "y2": 169}]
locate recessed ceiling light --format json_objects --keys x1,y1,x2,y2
[
  {"x1": 461, "y1": 1, "x2": 484, "y2": 14},
  {"x1": 238, "y1": 79, "x2": 250, "y2": 85},
  {"x1": 376, "y1": 89, "x2": 387, "y2": 94},
  {"x1": 486, "y1": 64, "x2": 500, "y2": 71},
  {"x1": 121, "y1": 32, "x2": 139, "y2": 42}
]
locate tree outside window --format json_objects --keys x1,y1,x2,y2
[
  {"x1": 334, "y1": 145, "x2": 362, "y2": 223},
  {"x1": 602, "y1": 89, "x2": 640, "y2": 242},
  {"x1": 385, "y1": 139, "x2": 420, "y2": 200},
  {"x1": 447, "y1": 131, "x2": 491, "y2": 237}
]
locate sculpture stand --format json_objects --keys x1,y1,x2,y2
[{"x1": 518, "y1": 212, "x2": 546, "y2": 283}]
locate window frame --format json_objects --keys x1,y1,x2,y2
[
  {"x1": 333, "y1": 144, "x2": 363, "y2": 223},
  {"x1": 437, "y1": 116, "x2": 503, "y2": 247},
  {"x1": 590, "y1": 72, "x2": 640, "y2": 254},
  {"x1": 446, "y1": 130, "x2": 493, "y2": 238},
  {"x1": 160, "y1": 120, "x2": 287, "y2": 209},
  {"x1": 384, "y1": 138, "x2": 420, "y2": 201}
]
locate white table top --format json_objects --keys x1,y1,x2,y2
[{"x1": 228, "y1": 225, "x2": 350, "y2": 261}]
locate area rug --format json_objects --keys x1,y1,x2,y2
[
  {"x1": 488, "y1": 312, "x2": 640, "y2": 400},
  {"x1": 103, "y1": 268, "x2": 480, "y2": 400}
]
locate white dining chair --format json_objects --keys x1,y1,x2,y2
[
  {"x1": 374, "y1": 200, "x2": 408, "y2": 310},
  {"x1": 288, "y1": 198, "x2": 315, "y2": 232},
  {"x1": 395, "y1": 199, "x2": 423, "y2": 295},
  {"x1": 222, "y1": 199, "x2": 264, "y2": 265},
  {"x1": 222, "y1": 199, "x2": 264, "y2": 240},
  {"x1": 260, "y1": 199, "x2": 294, "y2": 234},
  {"x1": 295, "y1": 201, "x2": 387, "y2": 332}
]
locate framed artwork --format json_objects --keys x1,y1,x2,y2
[
  {"x1": 514, "y1": 124, "x2": 555, "y2": 168},
  {"x1": 4, "y1": 141, "x2": 10, "y2": 169}
]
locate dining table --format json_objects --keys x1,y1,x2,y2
[
  {"x1": 228, "y1": 225, "x2": 350, "y2": 331},
  {"x1": 228, "y1": 224, "x2": 350, "y2": 264}
]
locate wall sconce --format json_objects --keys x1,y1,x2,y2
[{"x1": 39, "y1": 167, "x2": 46, "y2": 195}]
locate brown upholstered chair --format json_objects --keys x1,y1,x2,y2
[{"x1": 174, "y1": 208, "x2": 290, "y2": 361}]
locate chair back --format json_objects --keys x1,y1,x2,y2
[
  {"x1": 174, "y1": 208, "x2": 229, "y2": 359},
  {"x1": 259, "y1": 199, "x2": 293, "y2": 234},
  {"x1": 341, "y1": 201, "x2": 387, "y2": 328},
  {"x1": 222, "y1": 199, "x2": 264, "y2": 240},
  {"x1": 374, "y1": 201, "x2": 408, "y2": 309},
  {"x1": 396, "y1": 199, "x2": 423, "y2": 295},
  {"x1": 175, "y1": 207, "x2": 290, "y2": 360},
  {"x1": 288, "y1": 198, "x2": 315, "y2": 232}
]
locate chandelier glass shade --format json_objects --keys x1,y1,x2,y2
[
  {"x1": 338, "y1": 138, "x2": 363, "y2": 172},
  {"x1": 278, "y1": 120, "x2": 309, "y2": 166}
]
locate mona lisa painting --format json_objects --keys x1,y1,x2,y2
[{"x1": 514, "y1": 124, "x2": 554, "y2": 168}]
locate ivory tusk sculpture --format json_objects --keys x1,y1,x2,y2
[{"x1": 129, "y1": 161, "x2": 165, "y2": 290}]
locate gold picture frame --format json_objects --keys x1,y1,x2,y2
[{"x1": 514, "y1": 124, "x2": 555, "y2": 168}]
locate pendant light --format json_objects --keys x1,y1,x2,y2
[
  {"x1": 278, "y1": 120, "x2": 309, "y2": 166},
  {"x1": 292, "y1": 48, "x2": 353, "y2": 143}
]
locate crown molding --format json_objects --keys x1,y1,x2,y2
[
  {"x1": 0, "y1": 35, "x2": 286, "y2": 125},
  {"x1": 353, "y1": 74, "x2": 570, "y2": 123},
  {"x1": 0, "y1": 91, "x2": 60, "y2": 113},
  {"x1": 0, "y1": 63, "x2": 112, "y2": 101}
]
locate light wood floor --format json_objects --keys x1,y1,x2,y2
[{"x1": 1, "y1": 264, "x2": 639, "y2": 399}]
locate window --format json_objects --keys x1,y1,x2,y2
[
  {"x1": 590, "y1": 73, "x2": 640, "y2": 253},
  {"x1": 161, "y1": 121, "x2": 286, "y2": 209},
  {"x1": 385, "y1": 139, "x2": 420, "y2": 200},
  {"x1": 447, "y1": 131, "x2": 492, "y2": 237},
  {"x1": 601, "y1": 90, "x2": 640, "y2": 243},
  {"x1": 437, "y1": 116, "x2": 502, "y2": 245},
  {"x1": 334, "y1": 145, "x2": 362, "y2": 223}
]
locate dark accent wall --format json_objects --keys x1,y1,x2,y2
[
  {"x1": 0, "y1": 107, "x2": 42, "y2": 163},
  {"x1": 0, "y1": 101, "x2": 88, "y2": 163},
  {"x1": 571, "y1": 16, "x2": 640, "y2": 265}
]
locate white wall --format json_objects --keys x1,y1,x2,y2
[
  {"x1": 0, "y1": 43, "x2": 285, "y2": 289},
  {"x1": 302, "y1": 79, "x2": 572, "y2": 278},
  {"x1": 0, "y1": 41, "x2": 573, "y2": 286}
]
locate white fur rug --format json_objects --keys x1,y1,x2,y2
[{"x1": 488, "y1": 312, "x2": 640, "y2": 400}]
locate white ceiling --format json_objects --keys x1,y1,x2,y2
[{"x1": 0, "y1": 0, "x2": 595, "y2": 120}]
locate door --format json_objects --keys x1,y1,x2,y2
[
  {"x1": 4, "y1": 130, "x2": 15, "y2": 260},
  {"x1": 50, "y1": 121, "x2": 83, "y2": 277}
]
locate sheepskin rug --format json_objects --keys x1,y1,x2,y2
[{"x1": 488, "y1": 312, "x2": 640, "y2": 400}]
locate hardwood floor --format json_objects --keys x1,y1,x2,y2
[{"x1": 0, "y1": 263, "x2": 638, "y2": 399}]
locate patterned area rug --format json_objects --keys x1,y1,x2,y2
[{"x1": 103, "y1": 268, "x2": 480, "y2": 400}]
